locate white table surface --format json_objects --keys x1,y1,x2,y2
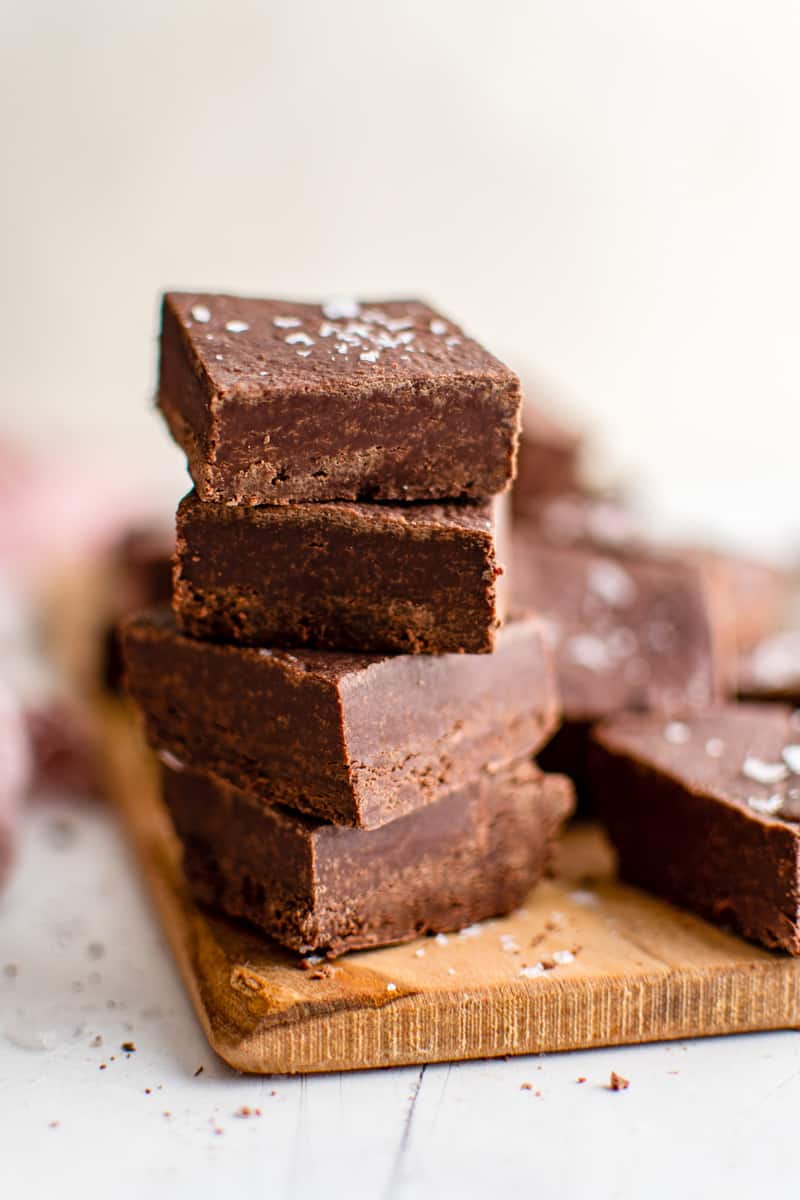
[{"x1": 3, "y1": 795, "x2": 799, "y2": 1200}]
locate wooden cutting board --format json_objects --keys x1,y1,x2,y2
[{"x1": 100, "y1": 702, "x2": 800, "y2": 1075}]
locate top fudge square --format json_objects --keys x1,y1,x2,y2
[{"x1": 158, "y1": 293, "x2": 522, "y2": 505}]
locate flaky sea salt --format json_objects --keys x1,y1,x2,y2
[
  {"x1": 742, "y1": 756, "x2": 789, "y2": 786},
  {"x1": 663, "y1": 721, "x2": 691, "y2": 745},
  {"x1": 705, "y1": 738, "x2": 725, "y2": 758},
  {"x1": 190, "y1": 304, "x2": 211, "y2": 323},
  {"x1": 747, "y1": 794, "x2": 784, "y2": 815},
  {"x1": 568, "y1": 634, "x2": 611, "y2": 672},
  {"x1": 386, "y1": 982, "x2": 397, "y2": 992},
  {"x1": 285, "y1": 332, "x2": 314, "y2": 346},
  {"x1": 225, "y1": 320, "x2": 249, "y2": 333},
  {"x1": 519, "y1": 964, "x2": 545, "y2": 979},
  {"x1": 552, "y1": 949, "x2": 575, "y2": 965},
  {"x1": 323, "y1": 298, "x2": 360, "y2": 320},
  {"x1": 157, "y1": 749, "x2": 185, "y2": 772},
  {"x1": 782, "y1": 745, "x2": 800, "y2": 774},
  {"x1": 360, "y1": 350, "x2": 379, "y2": 364},
  {"x1": 459, "y1": 924, "x2": 482, "y2": 939},
  {"x1": 429, "y1": 319, "x2": 447, "y2": 335},
  {"x1": 414, "y1": 948, "x2": 426, "y2": 958},
  {"x1": 568, "y1": 890, "x2": 599, "y2": 908},
  {"x1": 587, "y1": 559, "x2": 636, "y2": 608},
  {"x1": 273, "y1": 316, "x2": 301, "y2": 328},
  {"x1": 434, "y1": 933, "x2": 449, "y2": 947}
]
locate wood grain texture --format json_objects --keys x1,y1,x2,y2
[{"x1": 100, "y1": 701, "x2": 800, "y2": 1076}]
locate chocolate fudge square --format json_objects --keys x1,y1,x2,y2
[
  {"x1": 512, "y1": 404, "x2": 583, "y2": 513},
  {"x1": 163, "y1": 760, "x2": 574, "y2": 957},
  {"x1": 158, "y1": 293, "x2": 522, "y2": 505},
  {"x1": 591, "y1": 705, "x2": 800, "y2": 953},
  {"x1": 122, "y1": 609, "x2": 559, "y2": 829},
  {"x1": 173, "y1": 492, "x2": 509, "y2": 655},
  {"x1": 512, "y1": 525, "x2": 721, "y2": 721}
]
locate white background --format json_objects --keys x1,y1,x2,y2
[{"x1": 2, "y1": 1, "x2": 799, "y2": 555}]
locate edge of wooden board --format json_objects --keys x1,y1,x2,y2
[{"x1": 98, "y1": 700, "x2": 800, "y2": 1075}]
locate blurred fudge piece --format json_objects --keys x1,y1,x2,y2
[{"x1": 512, "y1": 404, "x2": 583, "y2": 512}]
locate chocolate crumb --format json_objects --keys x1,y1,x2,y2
[
  {"x1": 49, "y1": 1121, "x2": 60, "y2": 1128},
  {"x1": 576, "y1": 1076, "x2": 587, "y2": 1084},
  {"x1": 194, "y1": 1065, "x2": 204, "y2": 1077},
  {"x1": 609, "y1": 1071, "x2": 630, "y2": 1091},
  {"x1": 121, "y1": 1041, "x2": 136, "y2": 1053},
  {"x1": 270, "y1": 1090, "x2": 277, "y2": 1097},
  {"x1": 90, "y1": 1035, "x2": 102, "y2": 1047},
  {"x1": 234, "y1": 1105, "x2": 260, "y2": 1118},
  {"x1": 145, "y1": 1088, "x2": 152, "y2": 1095},
  {"x1": 534, "y1": 1090, "x2": 542, "y2": 1097},
  {"x1": 540, "y1": 957, "x2": 557, "y2": 970},
  {"x1": 163, "y1": 1111, "x2": 171, "y2": 1118},
  {"x1": 99, "y1": 1063, "x2": 107, "y2": 1070},
  {"x1": 520, "y1": 1082, "x2": 532, "y2": 1090}
]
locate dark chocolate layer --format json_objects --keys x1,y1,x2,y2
[
  {"x1": 163, "y1": 760, "x2": 574, "y2": 957},
  {"x1": 173, "y1": 492, "x2": 508, "y2": 655},
  {"x1": 591, "y1": 705, "x2": 800, "y2": 953},
  {"x1": 122, "y1": 608, "x2": 559, "y2": 829},
  {"x1": 158, "y1": 294, "x2": 521, "y2": 505}
]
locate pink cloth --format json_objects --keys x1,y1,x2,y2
[
  {"x1": 0, "y1": 438, "x2": 165, "y2": 582},
  {"x1": 0, "y1": 684, "x2": 32, "y2": 883},
  {"x1": 0, "y1": 437, "x2": 171, "y2": 883}
]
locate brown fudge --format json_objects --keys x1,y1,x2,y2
[
  {"x1": 512, "y1": 523, "x2": 721, "y2": 721},
  {"x1": 122, "y1": 609, "x2": 559, "y2": 829},
  {"x1": 173, "y1": 492, "x2": 509, "y2": 655},
  {"x1": 511, "y1": 490, "x2": 645, "y2": 555},
  {"x1": 157, "y1": 293, "x2": 521, "y2": 505},
  {"x1": 512, "y1": 405, "x2": 583, "y2": 513},
  {"x1": 163, "y1": 759, "x2": 574, "y2": 957},
  {"x1": 591, "y1": 705, "x2": 800, "y2": 953},
  {"x1": 679, "y1": 547, "x2": 792, "y2": 677}
]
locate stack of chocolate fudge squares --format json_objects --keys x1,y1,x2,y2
[{"x1": 121, "y1": 293, "x2": 574, "y2": 957}]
